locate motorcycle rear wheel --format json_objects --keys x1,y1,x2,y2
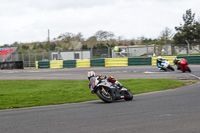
[{"x1": 96, "y1": 88, "x2": 114, "y2": 103}]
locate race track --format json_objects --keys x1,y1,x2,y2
[{"x1": 0, "y1": 65, "x2": 200, "y2": 133}]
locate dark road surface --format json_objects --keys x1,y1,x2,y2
[
  {"x1": 0, "y1": 65, "x2": 199, "y2": 80},
  {"x1": 0, "y1": 65, "x2": 200, "y2": 133}
]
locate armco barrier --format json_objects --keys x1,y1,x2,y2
[
  {"x1": 50, "y1": 60, "x2": 63, "y2": 69},
  {"x1": 63, "y1": 60, "x2": 76, "y2": 68},
  {"x1": 38, "y1": 61, "x2": 50, "y2": 69},
  {"x1": 76, "y1": 59, "x2": 90, "y2": 68},
  {"x1": 177, "y1": 56, "x2": 200, "y2": 64},
  {"x1": 152, "y1": 56, "x2": 176, "y2": 66},
  {"x1": 128, "y1": 57, "x2": 151, "y2": 66},
  {"x1": 90, "y1": 59, "x2": 105, "y2": 67},
  {"x1": 105, "y1": 58, "x2": 128, "y2": 67}
]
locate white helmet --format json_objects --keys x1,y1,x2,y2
[
  {"x1": 157, "y1": 56, "x2": 162, "y2": 61},
  {"x1": 87, "y1": 71, "x2": 95, "y2": 80}
]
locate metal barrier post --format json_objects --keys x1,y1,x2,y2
[
  {"x1": 90, "y1": 48, "x2": 93, "y2": 59},
  {"x1": 185, "y1": 40, "x2": 190, "y2": 56},
  {"x1": 28, "y1": 51, "x2": 31, "y2": 68}
]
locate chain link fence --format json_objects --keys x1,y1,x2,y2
[
  {"x1": 0, "y1": 51, "x2": 51, "y2": 68},
  {"x1": 112, "y1": 44, "x2": 200, "y2": 58},
  {"x1": 0, "y1": 44, "x2": 199, "y2": 68}
]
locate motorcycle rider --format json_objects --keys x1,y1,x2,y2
[
  {"x1": 173, "y1": 58, "x2": 181, "y2": 70},
  {"x1": 107, "y1": 76, "x2": 124, "y2": 90},
  {"x1": 87, "y1": 71, "x2": 96, "y2": 94},
  {"x1": 87, "y1": 71, "x2": 124, "y2": 94},
  {"x1": 157, "y1": 56, "x2": 165, "y2": 70}
]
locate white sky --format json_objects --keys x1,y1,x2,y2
[{"x1": 0, "y1": 0, "x2": 200, "y2": 45}]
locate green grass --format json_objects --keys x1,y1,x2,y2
[{"x1": 0, "y1": 79, "x2": 196, "y2": 110}]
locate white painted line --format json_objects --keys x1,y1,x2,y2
[
  {"x1": 106, "y1": 72, "x2": 118, "y2": 73},
  {"x1": 144, "y1": 71, "x2": 170, "y2": 74},
  {"x1": 187, "y1": 73, "x2": 200, "y2": 80},
  {"x1": 3, "y1": 72, "x2": 16, "y2": 73},
  {"x1": 28, "y1": 71, "x2": 41, "y2": 73}
]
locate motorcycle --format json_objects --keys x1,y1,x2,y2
[
  {"x1": 179, "y1": 58, "x2": 191, "y2": 73},
  {"x1": 89, "y1": 77, "x2": 133, "y2": 103},
  {"x1": 160, "y1": 59, "x2": 174, "y2": 71}
]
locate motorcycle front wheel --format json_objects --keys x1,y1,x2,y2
[
  {"x1": 96, "y1": 87, "x2": 114, "y2": 103},
  {"x1": 186, "y1": 66, "x2": 191, "y2": 73},
  {"x1": 122, "y1": 90, "x2": 133, "y2": 101}
]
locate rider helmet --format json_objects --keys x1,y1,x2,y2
[
  {"x1": 108, "y1": 76, "x2": 116, "y2": 83},
  {"x1": 173, "y1": 58, "x2": 179, "y2": 65},
  {"x1": 157, "y1": 56, "x2": 162, "y2": 61},
  {"x1": 87, "y1": 71, "x2": 95, "y2": 80}
]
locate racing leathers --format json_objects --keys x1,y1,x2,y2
[
  {"x1": 157, "y1": 59, "x2": 162, "y2": 68},
  {"x1": 173, "y1": 59, "x2": 181, "y2": 70},
  {"x1": 157, "y1": 59, "x2": 166, "y2": 71}
]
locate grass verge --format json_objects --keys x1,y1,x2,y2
[{"x1": 0, "y1": 79, "x2": 197, "y2": 110}]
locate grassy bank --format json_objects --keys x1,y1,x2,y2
[{"x1": 0, "y1": 79, "x2": 196, "y2": 110}]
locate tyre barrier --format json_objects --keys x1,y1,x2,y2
[
  {"x1": 105, "y1": 58, "x2": 128, "y2": 67},
  {"x1": 35, "y1": 56, "x2": 200, "y2": 69},
  {"x1": 63, "y1": 60, "x2": 76, "y2": 68},
  {"x1": 90, "y1": 59, "x2": 105, "y2": 67},
  {"x1": 50, "y1": 60, "x2": 63, "y2": 69},
  {"x1": 38, "y1": 61, "x2": 50, "y2": 69},
  {"x1": 128, "y1": 57, "x2": 151, "y2": 66},
  {"x1": 76, "y1": 59, "x2": 90, "y2": 68}
]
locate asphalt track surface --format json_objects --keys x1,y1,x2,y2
[{"x1": 0, "y1": 65, "x2": 200, "y2": 133}]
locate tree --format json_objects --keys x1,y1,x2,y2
[
  {"x1": 12, "y1": 42, "x2": 19, "y2": 47},
  {"x1": 57, "y1": 32, "x2": 75, "y2": 43},
  {"x1": 159, "y1": 27, "x2": 174, "y2": 44},
  {"x1": 37, "y1": 43, "x2": 44, "y2": 49},
  {"x1": 139, "y1": 37, "x2": 158, "y2": 45},
  {"x1": 173, "y1": 9, "x2": 200, "y2": 45},
  {"x1": 86, "y1": 36, "x2": 97, "y2": 48},
  {"x1": 156, "y1": 27, "x2": 174, "y2": 55},
  {"x1": 55, "y1": 32, "x2": 84, "y2": 50},
  {"x1": 193, "y1": 21, "x2": 200, "y2": 44},
  {"x1": 2, "y1": 44, "x2": 10, "y2": 47},
  {"x1": 67, "y1": 40, "x2": 82, "y2": 50},
  {"x1": 81, "y1": 44, "x2": 88, "y2": 50},
  {"x1": 49, "y1": 42, "x2": 56, "y2": 51},
  {"x1": 75, "y1": 32, "x2": 84, "y2": 42},
  {"x1": 44, "y1": 42, "x2": 50, "y2": 50},
  {"x1": 21, "y1": 44, "x2": 29, "y2": 50},
  {"x1": 32, "y1": 44, "x2": 37, "y2": 50},
  {"x1": 94, "y1": 30, "x2": 114, "y2": 41}
]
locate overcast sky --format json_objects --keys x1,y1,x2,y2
[{"x1": 0, "y1": 0, "x2": 200, "y2": 45}]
